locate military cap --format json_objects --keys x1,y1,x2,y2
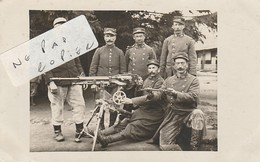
[
  {"x1": 53, "y1": 17, "x2": 67, "y2": 27},
  {"x1": 147, "y1": 59, "x2": 160, "y2": 67},
  {"x1": 133, "y1": 27, "x2": 146, "y2": 34},
  {"x1": 173, "y1": 16, "x2": 185, "y2": 25},
  {"x1": 104, "y1": 28, "x2": 117, "y2": 35},
  {"x1": 173, "y1": 52, "x2": 189, "y2": 61}
]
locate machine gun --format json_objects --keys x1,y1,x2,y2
[
  {"x1": 50, "y1": 74, "x2": 141, "y2": 151},
  {"x1": 140, "y1": 87, "x2": 176, "y2": 95},
  {"x1": 50, "y1": 73, "x2": 142, "y2": 87}
]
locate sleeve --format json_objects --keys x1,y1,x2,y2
[
  {"x1": 74, "y1": 57, "x2": 84, "y2": 75},
  {"x1": 149, "y1": 47, "x2": 157, "y2": 60},
  {"x1": 89, "y1": 48, "x2": 100, "y2": 76},
  {"x1": 175, "y1": 77, "x2": 200, "y2": 103},
  {"x1": 119, "y1": 50, "x2": 126, "y2": 74},
  {"x1": 125, "y1": 49, "x2": 130, "y2": 72},
  {"x1": 159, "y1": 38, "x2": 169, "y2": 77},
  {"x1": 44, "y1": 70, "x2": 54, "y2": 85},
  {"x1": 188, "y1": 39, "x2": 197, "y2": 76}
]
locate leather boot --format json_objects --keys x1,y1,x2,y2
[
  {"x1": 109, "y1": 111, "x2": 118, "y2": 127},
  {"x1": 190, "y1": 129, "x2": 202, "y2": 151},
  {"x1": 97, "y1": 131, "x2": 125, "y2": 148},
  {"x1": 100, "y1": 126, "x2": 117, "y2": 136}
]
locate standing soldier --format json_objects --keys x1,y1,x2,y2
[
  {"x1": 125, "y1": 27, "x2": 157, "y2": 80},
  {"x1": 160, "y1": 16, "x2": 197, "y2": 78},
  {"x1": 89, "y1": 27, "x2": 126, "y2": 128},
  {"x1": 45, "y1": 17, "x2": 87, "y2": 142}
]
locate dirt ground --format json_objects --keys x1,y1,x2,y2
[{"x1": 30, "y1": 72, "x2": 217, "y2": 152}]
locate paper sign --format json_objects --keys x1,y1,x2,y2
[{"x1": 0, "y1": 15, "x2": 98, "y2": 86}]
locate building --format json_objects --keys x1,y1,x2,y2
[{"x1": 195, "y1": 25, "x2": 217, "y2": 72}]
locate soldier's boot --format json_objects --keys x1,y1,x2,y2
[
  {"x1": 100, "y1": 126, "x2": 117, "y2": 136},
  {"x1": 96, "y1": 131, "x2": 125, "y2": 148},
  {"x1": 75, "y1": 123, "x2": 87, "y2": 142},
  {"x1": 190, "y1": 129, "x2": 202, "y2": 151},
  {"x1": 53, "y1": 125, "x2": 65, "y2": 142}
]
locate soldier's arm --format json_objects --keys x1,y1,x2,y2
[
  {"x1": 74, "y1": 57, "x2": 85, "y2": 75},
  {"x1": 150, "y1": 47, "x2": 157, "y2": 60},
  {"x1": 188, "y1": 39, "x2": 197, "y2": 76},
  {"x1": 119, "y1": 50, "x2": 127, "y2": 74},
  {"x1": 125, "y1": 49, "x2": 130, "y2": 72},
  {"x1": 44, "y1": 70, "x2": 54, "y2": 85},
  {"x1": 174, "y1": 77, "x2": 199, "y2": 103},
  {"x1": 159, "y1": 38, "x2": 169, "y2": 77},
  {"x1": 89, "y1": 48, "x2": 100, "y2": 76}
]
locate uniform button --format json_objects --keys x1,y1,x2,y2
[
  {"x1": 133, "y1": 69, "x2": 135, "y2": 71},
  {"x1": 133, "y1": 53, "x2": 135, "y2": 55},
  {"x1": 171, "y1": 97, "x2": 173, "y2": 100},
  {"x1": 143, "y1": 53, "x2": 145, "y2": 55},
  {"x1": 182, "y1": 85, "x2": 185, "y2": 87},
  {"x1": 109, "y1": 55, "x2": 112, "y2": 57},
  {"x1": 184, "y1": 80, "x2": 187, "y2": 81},
  {"x1": 110, "y1": 49, "x2": 112, "y2": 51},
  {"x1": 109, "y1": 71, "x2": 111, "y2": 73},
  {"x1": 133, "y1": 63, "x2": 135, "y2": 66},
  {"x1": 109, "y1": 68, "x2": 111, "y2": 70},
  {"x1": 109, "y1": 52, "x2": 112, "y2": 54},
  {"x1": 142, "y1": 58, "x2": 144, "y2": 60}
]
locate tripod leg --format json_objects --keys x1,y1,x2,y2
[
  {"x1": 75, "y1": 105, "x2": 100, "y2": 142},
  {"x1": 92, "y1": 104, "x2": 104, "y2": 151}
]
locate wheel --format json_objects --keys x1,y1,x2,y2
[{"x1": 112, "y1": 90, "x2": 126, "y2": 105}]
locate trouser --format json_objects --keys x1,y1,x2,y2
[
  {"x1": 48, "y1": 85, "x2": 86, "y2": 125},
  {"x1": 160, "y1": 109, "x2": 205, "y2": 151}
]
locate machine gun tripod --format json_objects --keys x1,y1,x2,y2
[{"x1": 50, "y1": 74, "x2": 141, "y2": 151}]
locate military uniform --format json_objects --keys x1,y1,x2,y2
[
  {"x1": 89, "y1": 28, "x2": 126, "y2": 128},
  {"x1": 94, "y1": 60, "x2": 165, "y2": 147},
  {"x1": 89, "y1": 45, "x2": 126, "y2": 76},
  {"x1": 149, "y1": 72, "x2": 205, "y2": 150},
  {"x1": 160, "y1": 34, "x2": 197, "y2": 78},
  {"x1": 125, "y1": 43, "x2": 156, "y2": 80}
]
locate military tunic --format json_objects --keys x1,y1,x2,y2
[
  {"x1": 125, "y1": 43, "x2": 156, "y2": 80},
  {"x1": 150, "y1": 73, "x2": 200, "y2": 146},
  {"x1": 160, "y1": 34, "x2": 197, "y2": 77},
  {"x1": 89, "y1": 45, "x2": 126, "y2": 76},
  {"x1": 120, "y1": 74, "x2": 164, "y2": 141}
]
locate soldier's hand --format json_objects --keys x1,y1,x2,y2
[
  {"x1": 122, "y1": 98, "x2": 133, "y2": 104},
  {"x1": 91, "y1": 84, "x2": 98, "y2": 92},
  {"x1": 49, "y1": 81, "x2": 58, "y2": 94},
  {"x1": 166, "y1": 88, "x2": 177, "y2": 96},
  {"x1": 146, "y1": 91, "x2": 154, "y2": 100}
]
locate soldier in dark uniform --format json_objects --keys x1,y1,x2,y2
[
  {"x1": 148, "y1": 52, "x2": 205, "y2": 151},
  {"x1": 89, "y1": 28, "x2": 126, "y2": 128},
  {"x1": 89, "y1": 59, "x2": 164, "y2": 148},
  {"x1": 124, "y1": 27, "x2": 157, "y2": 112},
  {"x1": 160, "y1": 16, "x2": 197, "y2": 78},
  {"x1": 125, "y1": 27, "x2": 157, "y2": 80}
]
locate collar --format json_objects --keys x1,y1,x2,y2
[
  {"x1": 173, "y1": 33, "x2": 184, "y2": 38},
  {"x1": 175, "y1": 71, "x2": 188, "y2": 79},
  {"x1": 106, "y1": 44, "x2": 115, "y2": 48},
  {"x1": 134, "y1": 43, "x2": 145, "y2": 48},
  {"x1": 148, "y1": 73, "x2": 160, "y2": 80}
]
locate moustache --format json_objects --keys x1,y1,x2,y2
[
  {"x1": 149, "y1": 72, "x2": 156, "y2": 75},
  {"x1": 177, "y1": 68, "x2": 184, "y2": 71}
]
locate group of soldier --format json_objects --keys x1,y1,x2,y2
[{"x1": 42, "y1": 16, "x2": 206, "y2": 151}]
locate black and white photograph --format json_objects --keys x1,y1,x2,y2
[
  {"x1": 29, "y1": 10, "x2": 217, "y2": 152},
  {"x1": 2, "y1": 0, "x2": 260, "y2": 161}
]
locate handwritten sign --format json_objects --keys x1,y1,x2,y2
[{"x1": 0, "y1": 15, "x2": 98, "y2": 86}]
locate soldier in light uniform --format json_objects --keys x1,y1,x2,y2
[
  {"x1": 160, "y1": 16, "x2": 197, "y2": 78},
  {"x1": 89, "y1": 28, "x2": 126, "y2": 128},
  {"x1": 125, "y1": 27, "x2": 157, "y2": 80}
]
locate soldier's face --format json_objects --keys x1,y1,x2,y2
[
  {"x1": 173, "y1": 58, "x2": 188, "y2": 74},
  {"x1": 133, "y1": 33, "x2": 145, "y2": 45},
  {"x1": 172, "y1": 22, "x2": 185, "y2": 34},
  {"x1": 148, "y1": 64, "x2": 160, "y2": 77},
  {"x1": 104, "y1": 34, "x2": 116, "y2": 46}
]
